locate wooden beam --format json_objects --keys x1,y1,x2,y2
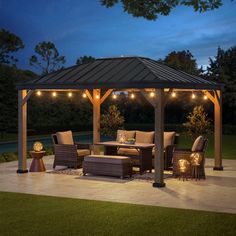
[
  {"x1": 153, "y1": 89, "x2": 165, "y2": 187},
  {"x1": 21, "y1": 90, "x2": 34, "y2": 106},
  {"x1": 85, "y1": 89, "x2": 94, "y2": 104},
  {"x1": 213, "y1": 89, "x2": 223, "y2": 170},
  {"x1": 17, "y1": 90, "x2": 28, "y2": 173},
  {"x1": 203, "y1": 90, "x2": 215, "y2": 104},
  {"x1": 93, "y1": 89, "x2": 101, "y2": 154},
  {"x1": 140, "y1": 89, "x2": 155, "y2": 107},
  {"x1": 100, "y1": 89, "x2": 113, "y2": 104}
]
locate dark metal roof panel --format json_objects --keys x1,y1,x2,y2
[{"x1": 16, "y1": 56, "x2": 223, "y2": 90}]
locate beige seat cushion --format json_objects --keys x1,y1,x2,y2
[
  {"x1": 191, "y1": 136, "x2": 204, "y2": 152},
  {"x1": 56, "y1": 131, "x2": 74, "y2": 145},
  {"x1": 77, "y1": 149, "x2": 90, "y2": 156},
  {"x1": 118, "y1": 147, "x2": 139, "y2": 156},
  {"x1": 116, "y1": 130, "x2": 136, "y2": 141},
  {"x1": 84, "y1": 155, "x2": 131, "y2": 164},
  {"x1": 164, "y1": 132, "x2": 176, "y2": 148},
  {"x1": 135, "y1": 131, "x2": 154, "y2": 144}
]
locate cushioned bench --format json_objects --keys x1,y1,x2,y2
[{"x1": 83, "y1": 155, "x2": 132, "y2": 179}]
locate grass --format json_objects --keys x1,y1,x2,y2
[
  {"x1": 0, "y1": 192, "x2": 235, "y2": 236},
  {"x1": 179, "y1": 135, "x2": 236, "y2": 160}
]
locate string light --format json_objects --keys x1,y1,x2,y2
[
  {"x1": 204, "y1": 95, "x2": 208, "y2": 100},
  {"x1": 130, "y1": 93, "x2": 135, "y2": 99},
  {"x1": 112, "y1": 93, "x2": 117, "y2": 99},
  {"x1": 171, "y1": 92, "x2": 176, "y2": 98},
  {"x1": 150, "y1": 92, "x2": 155, "y2": 97},
  {"x1": 36, "y1": 91, "x2": 41, "y2": 96},
  {"x1": 191, "y1": 93, "x2": 196, "y2": 99},
  {"x1": 52, "y1": 92, "x2": 57, "y2": 97},
  {"x1": 68, "y1": 92, "x2": 72, "y2": 98},
  {"x1": 82, "y1": 92, "x2": 87, "y2": 98},
  {"x1": 95, "y1": 95, "x2": 100, "y2": 99}
]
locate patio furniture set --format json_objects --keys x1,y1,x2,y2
[{"x1": 51, "y1": 130, "x2": 207, "y2": 180}]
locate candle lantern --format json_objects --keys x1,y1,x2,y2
[
  {"x1": 190, "y1": 152, "x2": 203, "y2": 180},
  {"x1": 177, "y1": 159, "x2": 190, "y2": 181},
  {"x1": 33, "y1": 141, "x2": 43, "y2": 152}
]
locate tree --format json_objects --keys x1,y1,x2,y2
[
  {"x1": 29, "y1": 41, "x2": 65, "y2": 75},
  {"x1": 76, "y1": 55, "x2": 95, "y2": 65},
  {"x1": 0, "y1": 29, "x2": 24, "y2": 65},
  {"x1": 207, "y1": 46, "x2": 236, "y2": 124},
  {"x1": 164, "y1": 50, "x2": 199, "y2": 75},
  {"x1": 100, "y1": 0, "x2": 223, "y2": 20},
  {"x1": 183, "y1": 105, "x2": 212, "y2": 139},
  {"x1": 0, "y1": 64, "x2": 36, "y2": 135},
  {"x1": 101, "y1": 105, "x2": 125, "y2": 137}
]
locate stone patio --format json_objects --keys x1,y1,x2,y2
[{"x1": 0, "y1": 156, "x2": 235, "y2": 214}]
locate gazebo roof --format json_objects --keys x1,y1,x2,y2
[{"x1": 17, "y1": 56, "x2": 223, "y2": 90}]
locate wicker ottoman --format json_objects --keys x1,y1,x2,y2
[{"x1": 83, "y1": 155, "x2": 132, "y2": 179}]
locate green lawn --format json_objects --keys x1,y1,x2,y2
[
  {"x1": 0, "y1": 192, "x2": 235, "y2": 236},
  {"x1": 178, "y1": 135, "x2": 236, "y2": 160}
]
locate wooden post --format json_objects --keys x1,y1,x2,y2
[
  {"x1": 93, "y1": 89, "x2": 101, "y2": 154},
  {"x1": 17, "y1": 90, "x2": 28, "y2": 173},
  {"x1": 153, "y1": 89, "x2": 165, "y2": 187},
  {"x1": 213, "y1": 89, "x2": 223, "y2": 170}
]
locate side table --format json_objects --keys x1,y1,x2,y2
[{"x1": 29, "y1": 151, "x2": 46, "y2": 172}]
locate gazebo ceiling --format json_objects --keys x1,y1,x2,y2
[{"x1": 17, "y1": 56, "x2": 223, "y2": 90}]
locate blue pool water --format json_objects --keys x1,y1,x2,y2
[{"x1": 0, "y1": 134, "x2": 112, "y2": 154}]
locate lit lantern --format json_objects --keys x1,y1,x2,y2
[
  {"x1": 68, "y1": 92, "x2": 72, "y2": 98},
  {"x1": 36, "y1": 91, "x2": 41, "y2": 96},
  {"x1": 190, "y1": 153, "x2": 202, "y2": 166},
  {"x1": 33, "y1": 141, "x2": 43, "y2": 152},
  {"x1": 177, "y1": 159, "x2": 190, "y2": 181}
]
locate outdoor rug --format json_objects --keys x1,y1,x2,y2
[{"x1": 47, "y1": 168, "x2": 173, "y2": 182}]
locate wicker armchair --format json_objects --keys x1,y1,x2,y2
[
  {"x1": 52, "y1": 131, "x2": 91, "y2": 169},
  {"x1": 172, "y1": 136, "x2": 208, "y2": 179}
]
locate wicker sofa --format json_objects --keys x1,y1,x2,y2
[
  {"x1": 116, "y1": 130, "x2": 179, "y2": 170},
  {"x1": 52, "y1": 130, "x2": 91, "y2": 169}
]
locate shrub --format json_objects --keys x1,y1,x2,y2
[
  {"x1": 183, "y1": 105, "x2": 212, "y2": 139},
  {"x1": 101, "y1": 105, "x2": 124, "y2": 137}
]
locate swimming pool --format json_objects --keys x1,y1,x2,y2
[{"x1": 0, "y1": 134, "x2": 112, "y2": 154}]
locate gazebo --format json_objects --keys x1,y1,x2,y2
[{"x1": 16, "y1": 56, "x2": 224, "y2": 187}]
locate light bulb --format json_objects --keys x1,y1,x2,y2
[
  {"x1": 130, "y1": 93, "x2": 135, "y2": 99},
  {"x1": 150, "y1": 92, "x2": 155, "y2": 97},
  {"x1": 171, "y1": 92, "x2": 176, "y2": 98},
  {"x1": 95, "y1": 95, "x2": 100, "y2": 99},
  {"x1": 112, "y1": 94, "x2": 117, "y2": 99},
  {"x1": 52, "y1": 92, "x2": 57, "y2": 97},
  {"x1": 204, "y1": 95, "x2": 208, "y2": 100},
  {"x1": 68, "y1": 92, "x2": 72, "y2": 98},
  {"x1": 192, "y1": 93, "x2": 196, "y2": 99},
  {"x1": 82, "y1": 93, "x2": 87, "y2": 98},
  {"x1": 36, "y1": 91, "x2": 41, "y2": 96}
]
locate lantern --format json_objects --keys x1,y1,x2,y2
[
  {"x1": 33, "y1": 141, "x2": 43, "y2": 152},
  {"x1": 190, "y1": 153, "x2": 202, "y2": 165},
  {"x1": 177, "y1": 159, "x2": 190, "y2": 181}
]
